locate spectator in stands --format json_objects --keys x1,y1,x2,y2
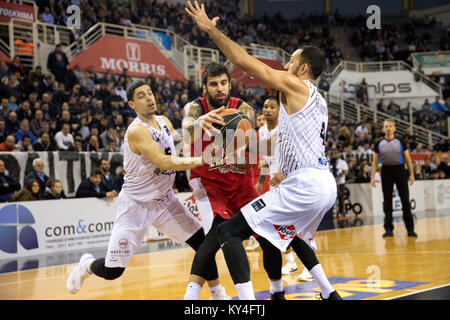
[
  {"x1": 33, "y1": 132, "x2": 56, "y2": 151},
  {"x1": 339, "y1": 80, "x2": 352, "y2": 100},
  {"x1": 14, "y1": 119, "x2": 37, "y2": 145},
  {"x1": 8, "y1": 56, "x2": 25, "y2": 77},
  {"x1": 99, "y1": 126, "x2": 119, "y2": 149},
  {"x1": 443, "y1": 97, "x2": 450, "y2": 116},
  {"x1": 75, "y1": 168, "x2": 117, "y2": 199},
  {"x1": 10, "y1": 178, "x2": 41, "y2": 202},
  {"x1": 25, "y1": 158, "x2": 50, "y2": 196},
  {"x1": 43, "y1": 179, "x2": 67, "y2": 200},
  {"x1": 83, "y1": 134, "x2": 100, "y2": 152},
  {"x1": 42, "y1": 6, "x2": 55, "y2": 24},
  {"x1": 38, "y1": 74, "x2": 55, "y2": 97},
  {"x1": 0, "y1": 135, "x2": 18, "y2": 152},
  {"x1": 54, "y1": 122, "x2": 74, "y2": 151},
  {"x1": 99, "y1": 159, "x2": 119, "y2": 193},
  {"x1": 16, "y1": 100, "x2": 32, "y2": 122},
  {"x1": 17, "y1": 134, "x2": 32, "y2": 152},
  {"x1": 330, "y1": 149, "x2": 348, "y2": 219},
  {"x1": 8, "y1": 95, "x2": 19, "y2": 113},
  {"x1": 414, "y1": 164, "x2": 424, "y2": 181},
  {"x1": 73, "y1": 136, "x2": 83, "y2": 152},
  {"x1": 29, "y1": 109, "x2": 45, "y2": 137},
  {"x1": 437, "y1": 155, "x2": 449, "y2": 178},
  {"x1": 101, "y1": 139, "x2": 118, "y2": 153},
  {"x1": 0, "y1": 159, "x2": 21, "y2": 202},
  {"x1": 430, "y1": 96, "x2": 443, "y2": 112},
  {"x1": 422, "y1": 158, "x2": 432, "y2": 179},
  {"x1": 317, "y1": 74, "x2": 330, "y2": 91},
  {"x1": 0, "y1": 119, "x2": 6, "y2": 143},
  {"x1": 433, "y1": 138, "x2": 448, "y2": 152},
  {"x1": 413, "y1": 143, "x2": 426, "y2": 153},
  {"x1": 355, "y1": 120, "x2": 370, "y2": 138},
  {"x1": 355, "y1": 161, "x2": 371, "y2": 183},
  {"x1": 345, "y1": 156, "x2": 358, "y2": 183},
  {"x1": 9, "y1": 179, "x2": 42, "y2": 202},
  {"x1": 5, "y1": 111, "x2": 19, "y2": 136},
  {"x1": 256, "y1": 111, "x2": 266, "y2": 131}
]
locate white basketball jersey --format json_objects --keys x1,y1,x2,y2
[
  {"x1": 258, "y1": 123, "x2": 279, "y2": 179},
  {"x1": 277, "y1": 80, "x2": 329, "y2": 177},
  {"x1": 122, "y1": 116, "x2": 176, "y2": 202}
]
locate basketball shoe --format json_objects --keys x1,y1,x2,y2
[
  {"x1": 281, "y1": 261, "x2": 298, "y2": 275},
  {"x1": 245, "y1": 236, "x2": 259, "y2": 251},
  {"x1": 297, "y1": 266, "x2": 314, "y2": 282},
  {"x1": 66, "y1": 253, "x2": 95, "y2": 294},
  {"x1": 210, "y1": 286, "x2": 231, "y2": 300}
]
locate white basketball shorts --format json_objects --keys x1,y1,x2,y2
[
  {"x1": 105, "y1": 191, "x2": 202, "y2": 268},
  {"x1": 241, "y1": 168, "x2": 337, "y2": 252}
]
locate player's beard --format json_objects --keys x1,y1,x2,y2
[{"x1": 206, "y1": 89, "x2": 231, "y2": 109}]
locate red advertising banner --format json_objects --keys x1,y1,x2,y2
[
  {"x1": 410, "y1": 152, "x2": 450, "y2": 164},
  {"x1": 69, "y1": 35, "x2": 186, "y2": 81},
  {"x1": 0, "y1": 1, "x2": 35, "y2": 23},
  {"x1": 230, "y1": 58, "x2": 284, "y2": 88}
]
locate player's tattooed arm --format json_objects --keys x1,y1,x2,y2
[
  {"x1": 238, "y1": 102, "x2": 255, "y2": 128},
  {"x1": 182, "y1": 101, "x2": 225, "y2": 143},
  {"x1": 182, "y1": 101, "x2": 203, "y2": 143}
]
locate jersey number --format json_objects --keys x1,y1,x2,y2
[{"x1": 320, "y1": 122, "x2": 327, "y2": 146}]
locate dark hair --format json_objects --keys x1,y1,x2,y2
[
  {"x1": 264, "y1": 97, "x2": 279, "y2": 105},
  {"x1": 126, "y1": 81, "x2": 147, "y2": 102},
  {"x1": 90, "y1": 168, "x2": 103, "y2": 177},
  {"x1": 298, "y1": 46, "x2": 326, "y2": 79},
  {"x1": 202, "y1": 62, "x2": 230, "y2": 86}
]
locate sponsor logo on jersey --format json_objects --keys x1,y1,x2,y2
[
  {"x1": 273, "y1": 224, "x2": 296, "y2": 240},
  {"x1": 118, "y1": 238, "x2": 128, "y2": 249},
  {"x1": 251, "y1": 199, "x2": 266, "y2": 212}
]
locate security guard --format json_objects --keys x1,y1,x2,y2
[{"x1": 370, "y1": 118, "x2": 417, "y2": 238}]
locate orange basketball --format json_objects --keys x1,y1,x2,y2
[{"x1": 213, "y1": 109, "x2": 253, "y2": 150}]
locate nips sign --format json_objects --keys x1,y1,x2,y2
[{"x1": 70, "y1": 35, "x2": 185, "y2": 80}]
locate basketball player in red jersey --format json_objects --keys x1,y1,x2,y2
[{"x1": 182, "y1": 62, "x2": 285, "y2": 300}]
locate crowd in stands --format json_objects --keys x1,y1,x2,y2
[
  {"x1": 34, "y1": 0, "x2": 344, "y2": 69},
  {"x1": 350, "y1": 14, "x2": 449, "y2": 62}
]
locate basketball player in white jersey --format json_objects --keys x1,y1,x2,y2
[
  {"x1": 254, "y1": 97, "x2": 315, "y2": 282},
  {"x1": 66, "y1": 81, "x2": 228, "y2": 299},
  {"x1": 186, "y1": 1, "x2": 342, "y2": 300}
]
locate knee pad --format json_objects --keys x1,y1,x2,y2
[{"x1": 103, "y1": 267, "x2": 125, "y2": 280}]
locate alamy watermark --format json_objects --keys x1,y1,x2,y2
[
  {"x1": 66, "y1": 5, "x2": 81, "y2": 29},
  {"x1": 366, "y1": 5, "x2": 381, "y2": 30}
]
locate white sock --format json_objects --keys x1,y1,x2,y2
[
  {"x1": 208, "y1": 284, "x2": 222, "y2": 296},
  {"x1": 184, "y1": 282, "x2": 202, "y2": 300},
  {"x1": 269, "y1": 279, "x2": 283, "y2": 294},
  {"x1": 81, "y1": 257, "x2": 95, "y2": 274},
  {"x1": 285, "y1": 252, "x2": 295, "y2": 264},
  {"x1": 235, "y1": 281, "x2": 255, "y2": 300},
  {"x1": 309, "y1": 264, "x2": 334, "y2": 299}
]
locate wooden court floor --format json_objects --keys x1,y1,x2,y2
[{"x1": 0, "y1": 214, "x2": 449, "y2": 300}]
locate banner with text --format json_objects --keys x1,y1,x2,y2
[
  {"x1": 69, "y1": 35, "x2": 185, "y2": 80},
  {"x1": 330, "y1": 69, "x2": 438, "y2": 100},
  {"x1": 0, "y1": 1, "x2": 35, "y2": 23}
]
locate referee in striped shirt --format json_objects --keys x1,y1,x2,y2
[{"x1": 370, "y1": 118, "x2": 417, "y2": 238}]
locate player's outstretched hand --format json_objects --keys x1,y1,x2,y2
[
  {"x1": 198, "y1": 106, "x2": 225, "y2": 137},
  {"x1": 185, "y1": 0, "x2": 220, "y2": 33}
]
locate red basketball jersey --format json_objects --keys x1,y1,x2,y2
[{"x1": 189, "y1": 96, "x2": 254, "y2": 190}]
